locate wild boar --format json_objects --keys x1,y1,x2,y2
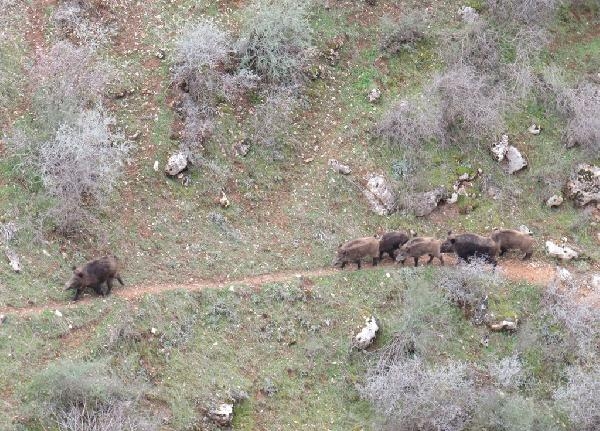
[
  {"x1": 490, "y1": 229, "x2": 534, "y2": 260},
  {"x1": 441, "y1": 232, "x2": 499, "y2": 266},
  {"x1": 65, "y1": 255, "x2": 124, "y2": 301},
  {"x1": 332, "y1": 237, "x2": 380, "y2": 270},
  {"x1": 378, "y1": 231, "x2": 412, "y2": 260},
  {"x1": 395, "y1": 237, "x2": 444, "y2": 267}
]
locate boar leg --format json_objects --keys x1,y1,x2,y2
[
  {"x1": 523, "y1": 251, "x2": 532, "y2": 260},
  {"x1": 106, "y1": 277, "x2": 114, "y2": 295},
  {"x1": 427, "y1": 254, "x2": 434, "y2": 264},
  {"x1": 413, "y1": 257, "x2": 419, "y2": 267},
  {"x1": 438, "y1": 255, "x2": 444, "y2": 266},
  {"x1": 356, "y1": 260, "x2": 362, "y2": 270},
  {"x1": 372, "y1": 257, "x2": 378, "y2": 267},
  {"x1": 116, "y1": 274, "x2": 124, "y2": 285}
]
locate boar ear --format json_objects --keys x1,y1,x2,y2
[
  {"x1": 447, "y1": 230, "x2": 452, "y2": 236},
  {"x1": 75, "y1": 270, "x2": 84, "y2": 278},
  {"x1": 450, "y1": 238, "x2": 456, "y2": 244}
]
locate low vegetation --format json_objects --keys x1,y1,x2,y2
[{"x1": 0, "y1": 0, "x2": 598, "y2": 429}]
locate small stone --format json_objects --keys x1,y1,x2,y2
[
  {"x1": 153, "y1": 161, "x2": 159, "y2": 172},
  {"x1": 368, "y1": 87, "x2": 381, "y2": 103},
  {"x1": 233, "y1": 138, "x2": 251, "y2": 157},
  {"x1": 528, "y1": 124, "x2": 541, "y2": 135},
  {"x1": 480, "y1": 334, "x2": 489, "y2": 348},
  {"x1": 519, "y1": 225, "x2": 532, "y2": 235},
  {"x1": 128, "y1": 131, "x2": 141, "y2": 140},
  {"x1": 328, "y1": 159, "x2": 352, "y2": 175},
  {"x1": 459, "y1": 5, "x2": 479, "y2": 22},
  {"x1": 151, "y1": 327, "x2": 157, "y2": 334},
  {"x1": 165, "y1": 152, "x2": 188, "y2": 176},
  {"x1": 546, "y1": 194, "x2": 563, "y2": 208},
  {"x1": 219, "y1": 191, "x2": 230, "y2": 208},
  {"x1": 155, "y1": 49, "x2": 165, "y2": 60},
  {"x1": 353, "y1": 316, "x2": 379, "y2": 350},
  {"x1": 0, "y1": 314, "x2": 6, "y2": 325},
  {"x1": 591, "y1": 274, "x2": 600, "y2": 290},
  {"x1": 208, "y1": 403, "x2": 233, "y2": 427},
  {"x1": 54, "y1": 310, "x2": 63, "y2": 317},
  {"x1": 304, "y1": 157, "x2": 314, "y2": 163}
]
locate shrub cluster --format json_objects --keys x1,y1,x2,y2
[
  {"x1": 7, "y1": 40, "x2": 128, "y2": 234},
  {"x1": 172, "y1": 0, "x2": 314, "y2": 158},
  {"x1": 26, "y1": 360, "x2": 156, "y2": 431}
]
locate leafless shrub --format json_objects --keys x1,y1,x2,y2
[
  {"x1": 31, "y1": 41, "x2": 114, "y2": 130},
  {"x1": 488, "y1": 353, "x2": 524, "y2": 390},
  {"x1": 541, "y1": 67, "x2": 600, "y2": 153},
  {"x1": 238, "y1": 0, "x2": 314, "y2": 85},
  {"x1": 173, "y1": 19, "x2": 259, "y2": 152},
  {"x1": 52, "y1": 0, "x2": 118, "y2": 46},
  {"x1": 174, "y1": 19, "x2": 235, "y2": 114},
  {"x1": 439, "y1": 21, "x2": 502, "y2": 76},
  {"x1": 437, "y1": 260, "x2": 502, "y2": 323},
  {"x1": 542, "y1": 270, "x2": 600, "y2": 360},
  {"x1": 554, "y1": 365, "x2": 600, "y2": 430},
  {"x1": 487, "y1": 0, "x2": 561, "y2": 26},
  {"x1": 472, "y1": 391, "x2": 557, "y2": 431},
  {"x1": 374, "y1": 96, "x2": 442, "y2": 150},
  {"x1": 432, "y1": 64, "x2": 507, "y2": 146},
  {"x1": 362, "y1": 357, "x2": 475, "y2": 431},
  {"x1": 34, "y1": 108, "x2": 130, "y2": 233},
  {"x1": 251, "y1": 89, "x2": 299, "y2": 150},
  {"x1": 379, "y1": 12, "x2": 427, "y2": 55},
  {"x1": 564, "y1": 83, "x2": 600, "y2": 152},
  {"x1": 378, "y1": 272, "x2": 463, "y2": 359}
]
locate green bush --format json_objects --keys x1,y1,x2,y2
[{"x1": 238, "y1": 0, "x2": 314, "y2": 85}]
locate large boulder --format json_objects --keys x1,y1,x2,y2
[
  {"x1": 545, "y1": 241, "x2": 579, "y2": 260},
  {"x1": 566, "y1": 164, "x2": 600, "y2": 207},
  {"x1": 411, "y1": 187, "x2": 448, "y2": 217},
  {"x1": 363, "y1": 174, "x2": 397, "y2": 215},
  {"x1": 490, "y1": 134, "x2": 527, "y2": 174}
]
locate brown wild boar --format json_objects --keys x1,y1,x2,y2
[
  {"x1": 441, "y1": 232, "x2": 499, "y2": 266},
  {"x1": 490, "y1": 229, "x2": 534, "y2": 260},
  {"x1": 65, "y1": 255, "x2": 124, "y2": 301},
  {"x1": 332, "y1": 237, "x2": 380, "y2": 270},
  {"x1": 395, "y1": 237, "x2": 444, "y2": 267},
  {"x1": 378, "y1": 231, "x2": 413, "y2": 260}
]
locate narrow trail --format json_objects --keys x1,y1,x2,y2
[{"x1": 0, "y1": 259, "x2": 556, "y2": 318}]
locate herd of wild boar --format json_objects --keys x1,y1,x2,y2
[
  {"x1": 332, "y1": 229, "x2": 534, "y2": 270},
  {"x1": 64, "y1": 229, "x2": 533, "y2": 301}
]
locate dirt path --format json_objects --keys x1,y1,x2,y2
[{"x1": 0, "y1": 259, "x2": 556, "y2": 318}]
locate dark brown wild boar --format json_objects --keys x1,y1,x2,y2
[
  {"x1": 395, "y1": 237, "x2": 444, "y2": 267},
  {"x1": 490, "y1": 229, "x2": 534, "y2": 260},
  {"x1": 65, "y1": 255, "x2": 124, "y2": 301},
  {"x1": 441, "y1": 232, "x2": 499, "y2": 266},
  {"x1": 332, "y1": 237, "x2": 380, "y2": 270},
  {"x1": 378, "y1": 231, "x2": 413, "y2": 260}
]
